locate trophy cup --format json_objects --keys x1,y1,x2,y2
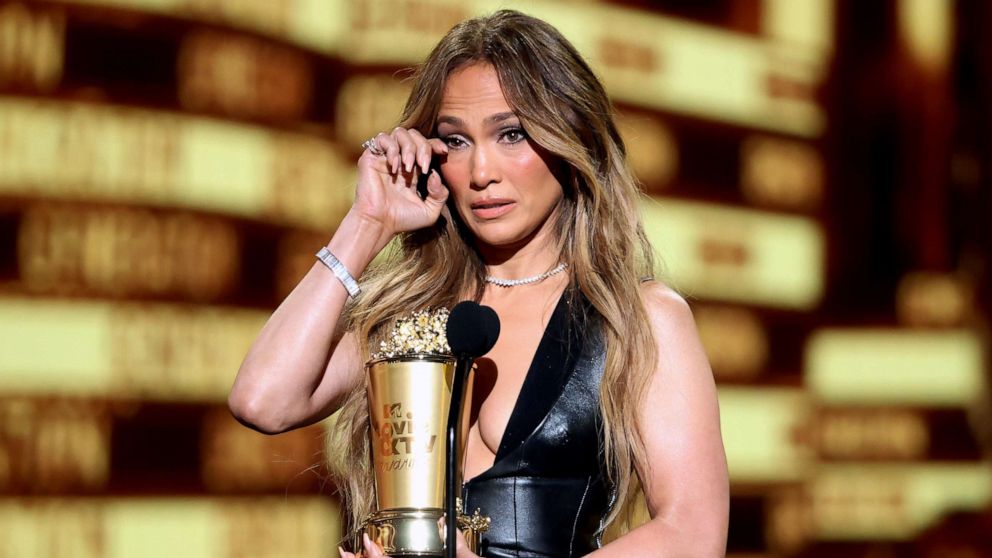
[{"x1": 352, "y1": 306, "x2": 493, "y2": 557}]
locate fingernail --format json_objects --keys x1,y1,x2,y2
[
  {"x1": 363, "y1": 533, "x2": 371, "y2": 548},
  {"x1": 427, "y1": 170, "x2": 441, "y2": 193},
  {"x1": 337, "y1": 546, "x2": 346, "y2": 557}
]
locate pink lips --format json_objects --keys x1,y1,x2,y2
[{"x1": 470, "y1": 198, "x2": 516, "y2": 219}]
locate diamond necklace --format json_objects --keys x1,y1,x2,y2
[{"x1": 484, "y1": 263, "x2": 568, "y2": 288}]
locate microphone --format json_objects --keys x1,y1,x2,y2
[
  {"x1": 444, "y1": 301, "x2": 500, "y2": 558},
  {"x1": 446, "y1": 301, "x2": 500, "y2": 358}
]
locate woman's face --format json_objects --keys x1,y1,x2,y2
[{"x1": 436, "y1": 63, "x2": 564, "y2": 252}]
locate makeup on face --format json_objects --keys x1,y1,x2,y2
[{"x1": 435, "y1": 63, "x2": 565, "y2": 250}]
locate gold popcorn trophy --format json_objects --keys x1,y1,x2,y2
[{"x1": 352, "y1": 304, "x2": 497, "y2": 557}]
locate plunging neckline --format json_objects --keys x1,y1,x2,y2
[{"x1": 464, "y1": 290, "x2": 585, "y2": 484}]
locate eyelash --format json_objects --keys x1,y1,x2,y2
[
  {"x1": 440, "y1": 127, "x2": 527, "y2": 149},
  {"x1": 442, "y1": 136, "x2": 467, "y2": 149},
  {"x1": 499, "y1": 127, "x2": 527, "y2": 144}
]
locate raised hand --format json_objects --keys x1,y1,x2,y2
[{"x1": 352, "y1": 127, "x2": 450, "y2": 237}]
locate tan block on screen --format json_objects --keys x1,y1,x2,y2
[
  {"x1": 0, "y1": 497, "x2": 341, "y2": 558},
  {"x1": 718, "y1": 387, "x2": 813, "y2": 483},
  {"x1": 641, "y1": 197, "x2": 825, "y2": 310},
  {"x1": 0, "y1": 297, "x2": 266, "y2": 401},
  {"x1": 806, "y1": 329, "x2": 985, "y2": 407}
]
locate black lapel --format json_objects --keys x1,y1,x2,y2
[{"x1": 494, "y1": 293, "x2": 587, "y2": 461}]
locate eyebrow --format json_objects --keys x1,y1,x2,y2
[{"x1": 437, "y1": 111, "x2": 518, "y2": 127}]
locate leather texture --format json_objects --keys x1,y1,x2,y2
[{"x1": 462, "y1": 292, "x2": 612, "y2": 557}]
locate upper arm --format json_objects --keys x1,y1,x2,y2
[
  {"x1": 636, "y1": 282, "x2": 728, "y2": 546},
  {"x1": 231, "y1": 327, "x2": 364, "y2": 434},
  {"x1": 304, "y1": 329, "x2": 365, "y2": 423}
]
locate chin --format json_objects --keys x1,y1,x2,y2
[
  {"x1": 472, "y1": 232, "x2": 525, "y2": 249},
  {"x1": 467, "y1": 223, "x2": 531, "y2": 249}
]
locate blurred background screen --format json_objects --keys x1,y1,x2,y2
[{"x1": 0, "y1": 0, "x2": 990, "y2": 557}]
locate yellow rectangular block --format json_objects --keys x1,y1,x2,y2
[
  {"x1": 718, "y1": 387, "x2": 813, "y2": 483},
  {"x1": 0, "y1": 497, "x2": 341, "y2": 558},
  {"x1": 0, "y1": 98, "x2": 354, "y2": 229},
  {"x1": 810, "y1": 463, "x2": 992, "y2": 540},
  {"x1": 0, "y1": 297, "x2": 267, "y2": 401},
  {"x1": 806, "y1": 329, "x2": 985, "y2": 406},
  {"x1": 642, "y1": 197, "x2": 825, "y2": 310}
]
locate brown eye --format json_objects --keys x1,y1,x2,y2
[
  {"x1": 500, "y1": 128, "x2": 527, "y2": 144},
  {"x1": 442, "y1": 136, "x2": 467, "y2": 149}
]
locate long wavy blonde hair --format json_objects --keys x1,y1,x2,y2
[{"x1": 328, "y1": 9, "x2": 658, "y2": 538}]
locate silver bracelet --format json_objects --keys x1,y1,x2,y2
[{"x1": 315, "y1": 247, "x2": 361, "y2": 298}]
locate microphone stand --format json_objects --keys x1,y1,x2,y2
[{"x1": 445, "y1": 355, "x2": 473, "y2": 558}]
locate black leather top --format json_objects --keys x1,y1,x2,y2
[{"x1": 462, "y1": 293, "x2": 613, "y2": 558}]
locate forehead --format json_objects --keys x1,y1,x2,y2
[{"x1": 438, "y1": 63, "x2": 513, "y2": 119}]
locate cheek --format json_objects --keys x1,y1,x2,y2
[
  {"x1": 511, "y1": 154, "x2": 563, "y2": 202},
  {"x1": 439, "y1": 160, "x2": 469, "y2": 196}
]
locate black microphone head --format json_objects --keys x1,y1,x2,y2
[{"x1": 446, "y1": 301, "x2": 500, "y2": 358}]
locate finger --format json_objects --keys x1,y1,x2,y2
[
  {"x1": 424, "y1": 169, "x2": 448, "y2": 211},
  {"x1": 338, "y1": 546, "x2": 356, "y2": 558},
  {"x1": 375, "y1": 132, "x2": 400, "y2": 174},
  {"x1": 454, "y1": 526, "x2": 472, "y2": 556},
  {"x1": 391, "y1": 127, "x2": 417, "y2": 173},
  {"x1": 407, "y1": 129, "x2": 433, "y2": 174},
  {"x1": 409, "y1": 129, "x2": 446, "y2": 173},
  {"x1": 438, "y1": 516, "x2": 475, "y2": 558},
  {"x1": 428, "y1": 137, "x2": 449, "y2": 155},
  {"x1": 363, "y1": 533, "x2": 386, "y2": 558}
]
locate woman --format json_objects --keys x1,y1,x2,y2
[{"x1": 230, "y1": 10, "x2": 728, "y2": 558}]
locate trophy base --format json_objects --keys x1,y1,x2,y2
[{"x1": 351, "y1": 507, "x2": 489, "y2": 557}]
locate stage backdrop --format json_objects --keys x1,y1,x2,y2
[{"x1": 0, "y1": 1, "x2": 988, "y2": 557}]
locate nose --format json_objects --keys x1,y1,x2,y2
[{"x1": 469, "y1": 143, "x2": 500, "y2": 190}]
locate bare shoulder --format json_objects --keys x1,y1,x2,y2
[
  {"x1": 639, "y1": 280, "x2": 698, "y2": 344},
  {"x1": 640, "y1": 279, "x2": 690, "y2": 309},
  {"x1": 642, "y1": 281, "x2": 716, "y2": 428},
  {"x1": 637, "y1": 279, "x2": 715, "y2": 401}
]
